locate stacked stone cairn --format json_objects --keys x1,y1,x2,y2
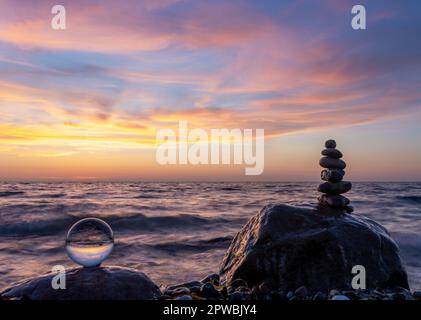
[{"x1": 318, "y1": 139, "x2": 353, "y2": 213}]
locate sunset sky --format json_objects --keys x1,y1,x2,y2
[{"x1": 0, "y1": 0, "x2": 420, "y2": 181}]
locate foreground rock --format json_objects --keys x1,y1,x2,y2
[
  {"x1": 1, "y1": 266, "x2": 161, "y2": 300},
  {"x1": 219, "y1": 204, "x2": 409, "y2": 292}
]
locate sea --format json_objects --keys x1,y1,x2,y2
[{"x1": 0, "y1": 182, "x2": 420, "y2": 290}]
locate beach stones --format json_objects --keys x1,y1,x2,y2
[{"x1": 318, "y1": 140, "x2": 352, "y2": 212}]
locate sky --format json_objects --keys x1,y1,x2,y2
[{"x1": 0, "y1": 0, "x2": 420, "y2": 181}]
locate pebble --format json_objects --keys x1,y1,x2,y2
[
  {"x1": 331, "y1": 295, "x2": 350, "y2": 300},
  {"x1": 329, "y1": 289, "x2": 341, "y2": 297},
  {"x1": 345, "y1": 206, "x2": 354, "y2": 213},
  {"x1": 166, "y1": 280, "x2": 202, "y2": 291},
  {"x1": 313, "y1": 292, "x2": 327, "y2": 300},
  {"x1": 413, "y1": 291, "x2": 421, "y2": 299},
  {"x1": 201, "y1": 273, "x2": 220, "y2": 285},
  {"x1": 175, "y1": 295, "x2": 193, "y2": 300},
  {"x1": 228, "y1": 291, "x2": 245, "y2": 301},
  {"x1": 172, "y1": 287, "x2": 190, "y2": 295},
  {"x1": 318, "y1": 181, "x2": 352, "y2": 194},
  {"x1": 321, "y1": 169, "x2": 345, "y2": 182},
  {"x1": 318, "y1": 194, "x2": 350, "y2": 207},
  {"x1": 322, "y1": 148, "x2": 343, "y2": 159},
  {"x1": 294, "y1": 286, "x2": 308, "y2": 298},
  {"x1": 229, "y1": 278, "x2": 248, "y2": 288},
  {"x1": 325, "y1": 140, "x2": 336, "y2": 148},
  {"x1": 319, "y1": 157, "x2": 346, "y2": 169},
  {"x1": 200, "y1": 283, "x2": 221, "y2": 299}
]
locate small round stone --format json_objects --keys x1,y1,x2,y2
[
  {"x1": 325, "y1": 140, "x2": 336, "y2": 148},
  {"x1": 322, "y1": 148, "x2": 343, "y2": 159},
  {"x1": 331, "y1": 295, "x2": 350, "y2": 300}
]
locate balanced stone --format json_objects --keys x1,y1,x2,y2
[
  {"x1": 325, "y1": 140, "x2": 336, "y2": 148},
  {"x1": 318, "y1": 181, "x2": 352, "y2": 195},
  {"x1": 321, "y1": 148, "x2": 343, "y2": 159},
  {"x1": 318, "y1": 194, "x2": 350, "y2": 207},
  {"x1": 321, "y1": 169, "x2": 345, "y2": 182},
  {"x1": 319, "y1": 157, "x2": 346, "y2": 169}
]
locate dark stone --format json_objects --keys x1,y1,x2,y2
[
  {"x1": 345, "y1": 206, "x2": 354, "y2": 213},
  {"x1": 200, "y1": 283, "x2": 222, "y2": 299},
  {"x1": 0, "y1": 266, "x2": 161, "y2": 300},
  {"x1": 313, "y1": 292, "x2": 327, "y2": 300},
  {"x1": 319, "y1": 157, "x2": 346, "y2": 169},
  {"x1": 172, "y1": 287, "x2": 190, "y2": 295},
  {"x1": 318, "y1": 181, "x2": 352, "y2": 195},
  {"x1": 321, "y1": 169, "x2": 345, "y2": 183},
  {"x1": 325, "y1": 140, "x2": 336, "y2": 148},
  {"x1": 166, "y1": 281, "x2": 202, "y2": 292},
  {"x1": 219, "y1": 204, "x2": 409, "y2": 292},
  {"x1": 413, "y1": 291, "x2": 421, "y2": 299},
  {"x1": 318, "y1": 194, "x2": 350, "y2": 208},
  {"x1": 175, "y1": 295, "x2": 193, "y2": 300},
  {"x1": 322, "y1": 148, "x2": 343, "y2": 159},
  {"x1": 294, "y1": 286, "x2": 309, "y2": 298},
  {"x1": 228, "y1": 291, "x2": 245, "y2": 301},
  {"x1": 201, "y1": 273, "x2": 220, "y2": 286}
]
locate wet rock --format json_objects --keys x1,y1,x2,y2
[
  {"x1": 322, "y1": 148, "x2": 343, "y2": 159},
  {"x1": 166, "y1": 281, "x2": 202, "y2": 292},
  {"x1": 318, "y1": 181, "x2": 352, "y2": 194},
  {"x1": 331, "y1": 295, "x2": 350, "y2": 300},
  {"x1": 294, "y1": 286, "x2": 309, "y2": 298},
  {"x1": 228, "y1": 291, "x2": 245, "y2": 301},
  {"x1": 200, "y1": 283, "x2": 221, "y2": 300},
  {"x1": 201, "y1": 273, "x2": 220, "y2": 286},
  {"x1": 319, "y1": 157, "x2": 346, "y2": 169},
  {"x1": 172, "y1": 287, "x2": 190, "y2": 295},
  {"x1": 321, "y1": 169, "x2": 345, "y2": 183},
  {"x1": 0, "y1": 266, "x2": 161, "y2": 300},
  {"x1": 175, "y1": 295, "x2": 193, "y2": 300},
  {"x1": 318, "y1": 194, "x2": 350, "y2": 208},
  {"x1": 313, "y1": 292, "x2": 327, "y2": 300},
  {"x1": 220, "y1": 204, "x2": 409, "y2": 292}
]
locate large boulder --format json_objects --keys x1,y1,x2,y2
[
  {"x1": 220, "y1": 204, "x2": 409, "y2": 292},
  {"x1": 1, "y1": 266, "x2": 161, "y2": 300}
]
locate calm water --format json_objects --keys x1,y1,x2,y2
[{"x1": 0, "y1": 182, "x2": 420, "y2": 290}]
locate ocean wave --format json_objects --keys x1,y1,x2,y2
[
  {"x1": 144, "y1": 236, "x2": 233, "y2": 253},
  {"x1": 396, "y1": 196, "x2": 421, "y2": 203},
  {"x1": 0, "y1": 213, "x2": 232, "y2": 237},
  {"x1": 0, "y1": 191, "x2": 25, "y2": 197}
]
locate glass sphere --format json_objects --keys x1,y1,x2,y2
[{"x1": 66, "y1": 218, "x2": 114, "y2": 268}]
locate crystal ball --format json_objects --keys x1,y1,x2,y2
[{"x1": 66, "y1": 218, "x2": 114, "y2": 268}]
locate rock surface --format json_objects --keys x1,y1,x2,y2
[
  {"x1": 0, "y1": 266, "x2": 161, "y2": 300},
  {"x1": 319, "y1": 157, "x2": 346, "y2": 169},
  {"x1": 219, "y1": 204, "x2": 409, "y2": 292}
]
